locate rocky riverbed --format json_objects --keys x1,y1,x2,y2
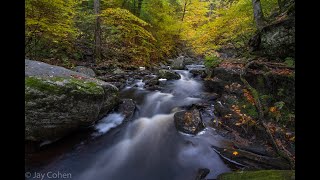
[{"x1": 25, "y1": 55, "x2": 294, "y2": 180}]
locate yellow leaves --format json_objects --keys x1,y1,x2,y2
[
  {"x1": 269, "y1": 106, "x2": 277, "y2": 113},
  {"x1": 289, "y1": 136, "x2": 295, "y2": 141},
  {"x1": 224, "y1": 114, "x2": 232, "y2": 118},
  {"x1": 230, "y1": 104, "x2": 256, "y2": 127},
  {"x1": 232, "y1": 151, "x2": 239, "y2": 156},
  {"x1": 235, "y1": 122, "x2": 242, "y2": 126},
  {"x1": 101, "y1": 8, "x2": 150, "y2": 28}
]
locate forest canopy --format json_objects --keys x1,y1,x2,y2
[{"x1": 25, "y1": 0, "x2": 282, "y2": 66}]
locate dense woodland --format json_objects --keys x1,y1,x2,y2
[
  {"x1": 25, "y1": 0, "x2": 295, "y2": 179},
  {"x1": 26, "y1": 0, "x2": 294, "y2": 67}
]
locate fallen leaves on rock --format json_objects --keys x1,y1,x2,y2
[
  {"x1": 243, "y1": 89, "x2": 255, "y2": 105},
  {"x1": 232, "y1": 151, "x2": 239, "y2": 156}
]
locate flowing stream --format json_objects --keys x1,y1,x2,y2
[{"x1": 26, "y1": 68, "x2": 231, "y2": 180}]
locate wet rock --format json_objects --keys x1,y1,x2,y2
[
  {"x1": 184, "y1": 57, "x2": 195, "y2": 65},
  {"x1": 73, "y1": 66, "x2": 96, "y2": 77},
  {"x1": 190, "y1": 69, "x2": 206, "y2": 78},
  {"x1": 158, "y1": 78, "x2": 167, "y2": 86},
  {"x1": 159, "y1": 62, "x2": 170, "y2": 69},
  {"x1": 171, "y1": 56, "x2": 185, "y2": 70},
  {"x1": 144, "y1": 76, "x2": 159, "y2": 90},
  {"x1": 171, "y1": 107, "x2": 183, "y2": 113},
  {"x1": 158, "y1": 69, "x2": 181, "y2": 80},
  {"x1": 174, "y1": 109, "x2": 205, "y2": 135},
  {"x1": 116, "y1": 99, "x2": 136, "y2": 122},
  {"x1": 25, "y1": 60, "x2": 119, "y2": 142},
  {"x1": 200, "y1": 92, "x2": 219, "y2": 101},
  {"x1": 213, "y1": 96, "x2": 236, "y2": 117},
  {"x1": 195, "y1": 168, "x2": 210, "y2": 180},
  {"x1": 108, "y1": 81, "x2": 126, "y2": 90},
  {"x1": 204, "y1": 77, "x2": 225, "y2": 94},
  {"x1": 113, "y1": 68, "x2": 125, "y2": 74}
]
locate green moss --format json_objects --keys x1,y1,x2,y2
[
  {"x1": 217, "y1": 170, "x2": 295, "y2": 180},
  {"x1": 25, "y1": 76, "x2": 104, "y2": 96},
  {"x1": 204, "y1": 54, "x2": 221, "y2": 68},
  {"x1": 257, "y1": 76, "x2": 265, "y2": 89},
  {"x1": 238, "y1": 99, "x2": 259, "y2": 119},
  {"x1": 284, "y1": 57, "x2": 295, "y2": 68}
]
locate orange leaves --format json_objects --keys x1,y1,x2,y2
[
  {"x1": 184, "y1": 112, "x2": 193, "y2": 125},
  {"x1": 243, "y1": 89, "x2": 255, "y2": 105},
  {"x1": 230, "y1": 104, "x2": 256, "y2": 127},
  {"x1": 269, "y1": 106, "x2": 277, "y2": 113}
]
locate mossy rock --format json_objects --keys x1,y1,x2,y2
[
  {"x1": 25, "y1": 60, "x2": 119, "y2": 143},
  {"x1": 217, "y1": 170, "x2": 295, "y2": 180}
]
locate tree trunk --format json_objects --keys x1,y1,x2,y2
[
  {"x1": 137, "y1": 0, "x2": 143, "y2": 17},
  {"x1": 251, "y1": 0, "x2": 266, "y2": 30},
  {"x1": 133, "y1": 0, "x2": 136, "y2": 14},
  {"x1": 94, "y1": 0, "x2": 101, "y2": 62},
  {"x1": 181, "y1": 0, "x2": 188, "y2": 21},
  {"x1": 122, "y1": 0, "x2": 128, "y2": 8},
  {"x1": 208, "y1": 2, "x2": 214, "y2": 18},
  {"x1": 277, "y1": 0, "x2": 282, "y2": 12}
]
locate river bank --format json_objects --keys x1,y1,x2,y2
[{"x1": 25, "y1": 54, "x2": 294, "y2": 179}]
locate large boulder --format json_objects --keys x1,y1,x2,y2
[
  {"x1": 73, "y1": 66, "x2": 96, "y2": 77},
  {"x1": 25, "y1": 60, "x2": 119, "y2": 142},
  {"x1": 203, "y1": 77, "x2": 225, "y2": 94},
  {"x1": 249, "y1": 16, "x2": 295, "y2": 58},
  {"x1": 171, "y1": 56, "x2": 185, "y2": 70},
  {"x1": 158, "y1": 69, "x2": 181, "y2": 80},
  {"x1": 174, "y1": 109, "x2": 205, "y2": 135}
]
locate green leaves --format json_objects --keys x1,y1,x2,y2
[
  {"x1": 25, "y1": 0, "x2": 79, "y2": 60},
  {"x1": 99, "y1": 8, "x2": 157, "y2": 64},
  {"x1": 204, "y1": 54, "x2": 221, "y2": 68}
]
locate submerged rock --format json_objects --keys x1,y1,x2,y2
[
  {"x1": 190, "y1": 69, "x2": 206, "y2": 78},
  {"x1": 116, "y1": 99, "x2": 136, "y2": 122},
  {"x1": 158, "y1": 69, "x2": 181, "y2": 80},
  {"x1": 25, "y1": 60, "x2": 119, "y2": 142},
  {"x1": 195, "y1": 168, "x2": 210, "y2": 180},
  {"x1": 174, "y1": 109, "x2": 205, "y2": 135}
]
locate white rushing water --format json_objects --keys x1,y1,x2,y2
[
  {"x1": 94, "y1": 113, "x2": 125, "y2": 135},
  {"x1": 31, "y1": 69, "x2": 231, "y2": 180}
]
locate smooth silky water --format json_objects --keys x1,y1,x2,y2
[{"x1": 26, "y1": 69, "x2": 231, "y2": 180}]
